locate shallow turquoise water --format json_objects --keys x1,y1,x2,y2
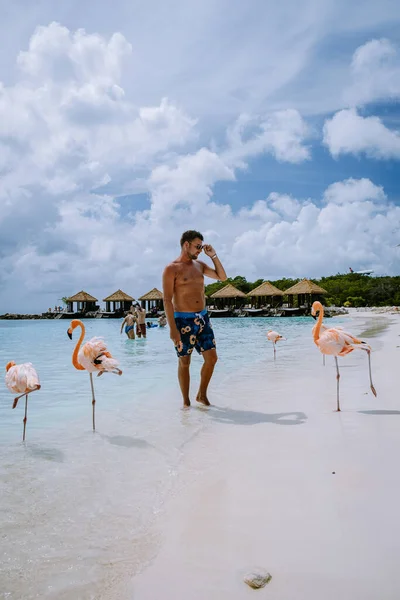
[
  {"x1": 0, "y1": 316, "x2": 353, "y2": 599},
  {"x1": 0, "y1": 317, "x2": 338, "y2": 439}
]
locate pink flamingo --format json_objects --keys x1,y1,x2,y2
[
  {"x1": 67, "y1": 319, "x2": 122, "y2": 431},
  {"x1": 5, "y1": 361, "x2": 41, "y2": 440},
  {"x1": 311, "y1": 301, "x2": 377, "y2": 411},
  {"x1": 267, "y1": 330, "x2": 286, "y2": 358}
]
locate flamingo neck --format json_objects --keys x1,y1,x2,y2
[
  {"x1": 72, "y1": 322, "x2": 86, "y2": 370},
  {"x1": 313, "y1": 304, "x2": 324, "y2": 343}
]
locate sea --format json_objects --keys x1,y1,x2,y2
[{"x1": 0, "y1": 314, "x2": 373, "y2": 599}]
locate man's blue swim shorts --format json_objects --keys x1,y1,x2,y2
[{"x1": 173, "y1": 309, "x2": 216, "y2": 357}]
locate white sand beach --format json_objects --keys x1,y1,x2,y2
[{"x1": 112, "y1": 313, "x2": 400, "y2": 600}]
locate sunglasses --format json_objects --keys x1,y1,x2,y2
[{"x1": 190, "y1": 243, "x2": 203, "y2": 250}]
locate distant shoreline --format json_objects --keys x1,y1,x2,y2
[
  {"x1": 0, "y1": 313, "x2": 59, "y2": 320},
  {"x1": 1, "y1": 306, "x2": 399, "y2": 320}
]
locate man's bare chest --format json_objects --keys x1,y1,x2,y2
[{"x1": 175, "y1": 265, "x2": 203, "y2": 286}]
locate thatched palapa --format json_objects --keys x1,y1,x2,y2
[
  {"x1": 247, "y1": 281, "x2": 284, "y2": 297},
  {"x1": 284, "y1": 279, "x2": 328, "y2": 295},
  {"x1": 209, "y1": 284, "x2": 246, "y2": 309},
  {"x1": 138, "y1": 288, "x2": 164, "y2": 312},
  {"x1": 103, "y1": 289, "x2": 134, "y2": 302},
  {"x1": 67, "y1": 290, "x2": 98, "y2": 302},
  {"x1": 66, "y1": 290, "x2": 98, "y2": 313},
  {"x1": 246, "y1": 280, "x2": 284, "y2": 309},
  {"x1": 103, "y1": 289, "x2": 134, "y2": 313},
  {"x1": 138, "y1": 288, "x2": 163, "y2": 301},
  {"x1": 283, "y1": 278, "x2": 327, "y2": 309},
  {"x1": 210, "y1": 284, "x2": 247, "y2": 299}
]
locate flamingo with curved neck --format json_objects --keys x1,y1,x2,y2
[
  {"x1": 69, "y1": 321, "x2": 86, "y2": 370},
  {"x1": 311, "y1": 301, "x2": 377, "y2": 411},
  {"x1": 67, "y1": 319, "x2": 122, "y2": 430}
]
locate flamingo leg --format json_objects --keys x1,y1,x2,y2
[
  {"x1": 365, "y1": 349, "x2": 377, "y2": 397},
  {"x1": 322, "y1": 354, "x2": 325, "y2": 367},
  {"x1": 334, "y1": 356, "x2": 341, "y2": 412},
  {"x1": 12, "y1": 385, "x2": 40, "y2": 409},
  {"x1": 273, "y1": 342, "x2": 276, "y2": 360},
  {"x1": 13, "y1": 391, "x2": 28, "y2": 408},
  {"x1": 23, "y1": 394, "x2": 29, "y2": 441},
  {"x1": 89, "y1": 373, "x2": 96, "y2": 431}
]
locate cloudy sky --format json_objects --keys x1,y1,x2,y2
[{"x1": 1, "y1": 0, "x2": 400, "y2": 312}]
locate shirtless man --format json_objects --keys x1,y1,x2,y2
[
  {"x1": 162, "y1": 230, "x2": 227, "y2": 408},
  {"x1": 135, "y1": 304, "x2": 147, "y2": 338},
  {"x1": 120, "y1": 311, "x2": 137, "y2": 339}
]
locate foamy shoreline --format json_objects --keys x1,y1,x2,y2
[{"x1": 106, "y1": 312, "x2": 400, "y2": 600}]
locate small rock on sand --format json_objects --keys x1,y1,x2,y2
[{"x1": 243, "y1": 570, "x2": 272, "y2": 589}]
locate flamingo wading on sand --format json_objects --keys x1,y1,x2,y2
[
  {"x1": 5, "y1": 362, "x2": 41, "y2": 441},
  {"x1": 311, "y1": 301, "x2": 377, "y2": 411},
  {"x1": 267, "y1": 330, "x2": 286, "y2": 358},
  {"x1": 67, "y1": 320, "x2": 122, "y2": 431}
]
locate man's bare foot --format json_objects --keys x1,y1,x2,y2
[
  {"x1": 196, "y1": 394, "x2": 211, "y2": 406},
  {"x1": 183, "y1": 399, "x2": 191, "y2": 408}
]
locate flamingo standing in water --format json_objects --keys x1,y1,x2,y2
[
  {"x1": 311, "y1": 301, "x2": 377, "y2": 411},
  {"x1": 67, "y1": 319, "x2": 122, "y2": 431},
  {"x1": 267, "y1": 330, "x2": 286, "y2": 359},
  {"x1": 5, "y1": 361, "x2": 41, "y2": 440}
]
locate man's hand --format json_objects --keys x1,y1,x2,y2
[
  {"x1": 170, "y1": 326, "x2": 181, "y2": 346},
  {"x1": 203, "y1": 244, "x2": 216, "y2": 257}
]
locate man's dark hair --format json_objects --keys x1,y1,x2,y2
[{"x1": 180, "y1": 230, "x2": 204, "y2": 247}]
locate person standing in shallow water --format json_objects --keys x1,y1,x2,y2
[
  {"x1": 162, "y1": 230, "x2": 227, "y2": 408},
  {"x1": 120, "y1": 311, "x2": 137, "y2": 339},
  {"x1": 135, "y1": 304, "x2": 147, "y2": 338}
]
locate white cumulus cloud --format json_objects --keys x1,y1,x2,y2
[
  {"x1": 323, "y1": 109, "x2": 400, "y2": 158},
  {"x1": 345, "y1": 38, "x2": 400, "y2": 106},
  {"x1": 225, "y1": 109, "x2": 310, "y2": 166},
  {"x1": 0, "y1": 21, "x2": 400, "y2": 313}
]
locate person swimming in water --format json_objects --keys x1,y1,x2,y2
[
  {"x1": 120, "y1": 311, "x2": 137, "y2": 339},
  {"x1": 158, "y1": 313, "x2": 167, "y2": 327}
]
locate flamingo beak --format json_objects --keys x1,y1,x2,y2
[
  {"x1": 311, "y1": 314, "x2": 317, "y2": 320},
  {"x1": 67, "y1": 329, "x2": 73, "y2": 339}
]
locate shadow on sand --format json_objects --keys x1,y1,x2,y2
[
  {"x1": 26, "y1": 445, "x2": 65, "y2": 462},
  {"x1": 101, "y1": 434, "x2": 154, "y2": 449},
  {"x1": 358, "y1": 410, "x2": 400, "y2": 416},
  {"x1": 207, "y1": 406, "x2": 307, "y2": 426}
]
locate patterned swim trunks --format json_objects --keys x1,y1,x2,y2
[{"x1": 174, "y1": 309, "x2": 216, "y2": 357}]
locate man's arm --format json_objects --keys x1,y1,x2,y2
[
  {"x1": 162, "y1": 264, "x2": 181, "y2": 344},
  {"x1": 200, "y1": 245, "x2": 227, "y2": 281}
]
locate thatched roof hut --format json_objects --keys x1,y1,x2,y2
[
  {"x1": 66, "y1": 290, "x2": 98, "y2": 313},
  {"x1": 138, "y1": 288, "x2": 164, "y2": 312},
  {"x1": 246, "y1": 280, "x2": 284, "y2": 308},
  {"x1": 67, "y1": 290, "x2": 98, "y2": 302},
  {"x1": 138, "y1": 288, "x2": 163, "y2": 301},
  {"x1": 209, "y1": 283, "x2": 246, "y2": 308},
  {"x1": 247, "y1": 281, "x2": 284, "y2": 297},
  {"x1": 103, "y1": 289, "x2": 134, "y2": 302},
  {"x1": 210, "y1": 284, "x2": 247, "y2": 299},
  {"x1": 284, "y1": 279, "x2": 327, "y2": 295},
  {"x1": 283, "y1": 278, "x2": 327, "y2": 309},
  {"x1": 103, "y1": 289, "x2": 134, "y2": 313}
]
